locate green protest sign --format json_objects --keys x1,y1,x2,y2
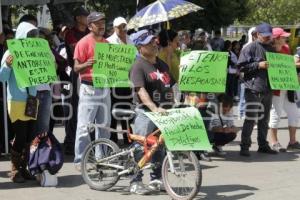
[
  {"x1": 145, "y1": 107, "x2": 212, "y2": 151},
  {"x1": 266, "y1": 52, "x2": 300, "y2": 90},
  {"x1": 93, "y1": 43, "x2": 137, "y2": 88},
  {"x1": 7, "y1": 38, "x2": 57, "y2": 88},
  {"x1": 179, "y1": 51, "x2": 228, "y2": 92}
]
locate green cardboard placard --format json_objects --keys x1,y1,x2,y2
[
  {"x1": 7, "y1": 38, "x2": 57, "y2": 88},
  {"x1": 266, "y1": 52, "x2": 300, "y2": 90},
  {"x1": 145, "y1": 107, "x2": 212, "y2": 151},
  {"x1": 179, "y1": 51, "x2": 228, "y2": 92},
  {"x1": 93, "y1": 43, "x2": 137, "y2": 88}
]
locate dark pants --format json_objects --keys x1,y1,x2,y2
[
  {"x1": 11, "y1": 120, "x2": 36, "y2": 153},
  {"x1": 240, "y1": 89, "x2": 272, "y2": 149},
  {"x1": 213, "y1": 132, "x2": 236, "y2": 146},
  {"x1": 226, "y1": 73, "x2": 239, "y2": 97},
  {"x1": 64, "y1": 71, "x2": 79, "y2": 149}
]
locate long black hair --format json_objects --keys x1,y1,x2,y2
[{"x1": 158, "y1": 29, "x2": 178, "y2": 47}]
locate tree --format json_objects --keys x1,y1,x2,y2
[
  {"x1": 171, "y1": 0, "x2": 249, "y2": 32},
  {"x1": 239, "y1": 0, "x2": 300, "y2": 25},
  {"x1": 86, "y1": 0, "x2": 137, "y2": 25}
]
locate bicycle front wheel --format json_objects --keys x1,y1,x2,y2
[
  {"x1": 162, "y1": 151, "x2": 202, "y2": 200},
  {"x1": 81, "y1": 138, "x2": 120, "y2": 191}
]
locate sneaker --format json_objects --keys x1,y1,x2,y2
[
  {"x1": 240, "y1": 148, "x2": 250, "y2": 157},
  {"x1": 233, "y1": 96, "x2": 240, "y2": 102},
  {"x1": 287, "y1": 141, "x2": 300, "y2": 151},
  {"x1": 258, "y1": 145, "x2": 278, "y2": 154},
  {"x1": 74, "y1": 163, "x2": 81, "y2": 172},
  {"x1": 212, "y1": 145, "x2": 227, "y2": 156},
  {"x1": 148, "y1": 179, "x2": 165, "y2": 192},
  {"x1": 130, "y1": 181, "x2": 152, "y2": 195},
  {"x1": 272, "y1": 143, "x2": 286, "y2": 153},
  {"x1": 197, "y1": 152, "x2": 212, "y2": 162}
]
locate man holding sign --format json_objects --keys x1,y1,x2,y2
[
  {"x1": 129, "y1": 30, "x2": 176, "y2": 195},
  {"x1": 73, "y1": 12, "x2": 111, "y2": 169},
  {"x1": 237, "y1": 22, "x2": 277, "y2": 156}
]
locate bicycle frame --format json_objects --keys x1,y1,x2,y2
[{"x1": 85, "y1": 123, "x2": 176, "y2": 176}]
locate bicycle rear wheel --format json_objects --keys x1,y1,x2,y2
[
  {"x1": 162, "y1": 151, "x2": 202, "y2": 200},
  {"x1": 81, "y1": 138, "x2": 121, "y2": 191}
]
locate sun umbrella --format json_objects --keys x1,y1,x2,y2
[{"x1": 127, "y1": 0, "x2": 202, "y2": 30}]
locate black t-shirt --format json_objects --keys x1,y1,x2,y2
[{"x1": 130, "y1": 56, "x2": 175, "y2": 109}]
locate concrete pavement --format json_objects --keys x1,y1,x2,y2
[{"x1": 0, "y1": 117, "x2": 299, "y2": 200}]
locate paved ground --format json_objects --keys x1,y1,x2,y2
[{"x1": 0, "y1": 116, "x2": 300, "y2": 200}]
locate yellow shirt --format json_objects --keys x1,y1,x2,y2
[
  {"x1": 7, "y1": 100, "x2": 36, "y2": 123},
  {"x1": 158, "y1": 49, "x2": 180, "y2": 82}
]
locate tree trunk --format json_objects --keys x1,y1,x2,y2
[{"x1": 47, "y1": 2, "x2": 81, "y2": 29}]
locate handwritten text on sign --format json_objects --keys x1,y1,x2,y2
[
  {"x1": 7, "y1": 38, "x2": 57, "y2": 88},
  {"x1": 145, "y1": 107, "x2": 212, "y2": 151},
  {"x1": 93, "y1": 43, "x2": 137, "y2": 88},
  {"x1": 266, "y1": 52, "x2": 299, "y2": 90},
  {"x1": 179, "y1": 51, "x2": 228, "y2": 92}
]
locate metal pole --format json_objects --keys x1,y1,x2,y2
[
  {"x1": 0, "y1": 1, "x2": 2, "y2": 33},
  {"x1": 2, "y1": 82, "x2": 8, "y2": 154},
  {"x1": 0, "y1": 1, "x2": 8, "y2": 155}
]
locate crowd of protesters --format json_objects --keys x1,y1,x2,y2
[{"x1": 0, "y1": 6, "x2": 300, "y2": 194}]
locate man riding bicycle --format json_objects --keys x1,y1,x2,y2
[{"x1": 129, "y1": 29, "x2": 176, "y2": 195}]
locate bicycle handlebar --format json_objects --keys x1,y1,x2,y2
[{"x1": 86, "y1": 123, "x2": 128, "y2": 134}]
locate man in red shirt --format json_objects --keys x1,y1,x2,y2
[
  {"x1": 64, "y1": 7, "x2": 89, "y2": 155},
  {"x1": 73, "y1": 12, "x2": 111, "y2": 170}
]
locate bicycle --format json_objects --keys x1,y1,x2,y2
[{"x1": 81, "y1": 108, "x2": 202, "y2": 200}]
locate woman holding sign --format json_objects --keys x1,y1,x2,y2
[
  {"x1": 0, "y1": 22, "x2": 39, "y2": 183},
  {"x1": 269, "y1": 28, "x2": 300, "y2": 152}
]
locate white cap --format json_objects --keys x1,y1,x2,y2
[{"x1": 113, "y1": 17, "x2": 127, "y2": 27}]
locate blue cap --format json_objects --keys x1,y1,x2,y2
[
  {"x1": 130, "y1": 30, "x2": 155, "y2": 46},
  {"x1": 256, "y1": 22, "x2": 272, "y2": 37}
]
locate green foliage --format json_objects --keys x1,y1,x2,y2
[
  {"x1": 86, "y1": 0, "x2": 248, "y2": 31},
  {"x1": 171, "y1": 0, "x2": 249, "y2": 31},
  {"x1": 239, "y1": 0, "x2": 300, "y2": 25},
  {"x1": 87, "y1": 0, "x2": 137, "y2": 24}
]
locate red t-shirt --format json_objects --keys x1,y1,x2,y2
[
  {"x1": 65, "y1": 27, "x2": 89, "y2": 47},
  {"x1": 73, "y1": 33, "x2": 108, "y2": 82},
  {"x1": 273, "y1": 44, "x2": 291, "y2": 96}
]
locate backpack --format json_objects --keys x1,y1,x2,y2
[{"x1": 29, "y1": 132, "x2": 64, "y2": 176}]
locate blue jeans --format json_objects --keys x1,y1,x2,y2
[
  {"x1": 131, "y1": 108, "x2": 165, "y2": 183},
  {"x1": 74, "y1": 84, "x2": 111, "y2": 164},
  {"x1": 35, "y1": 90, "x2": 51, "y2": 136}
]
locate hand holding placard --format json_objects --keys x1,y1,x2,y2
[
  {"x1": 7, "y1": 38, "x2": 57, "y2": 88},
  {"x1": 145, "y1": 107, "x2": 212, "y2": 151},
  {"x1": 179, "y1": 51, "x2": 228, "y2": 92},
  {"x1": 93, "y1": 43, "x2": 137, "y2": 88},
  {"x1": 266, "y1": 52, "x2": 299, "y2": 90},
  {"x1": 5, "y1": 55, "x2": 13, "y2": 67}
]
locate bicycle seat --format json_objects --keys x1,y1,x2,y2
[{"x1": 112, "y1": 108, "x2": 136, "y2": 120}]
